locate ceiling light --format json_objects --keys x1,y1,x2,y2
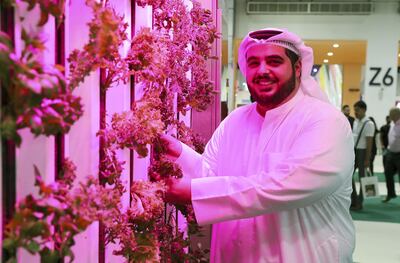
[
  {"x1": 333, "y1": 43, "x2": 339, "y2": 48},
  {"x1": 327, "y1": 52, "x2": 333, "y2": 56},
  {"x1": 323, "y1": 59, "x2": 329, "y2": 63},
  {"x1": 398, "y1": 53, "x2": 400, "y2": 57}
]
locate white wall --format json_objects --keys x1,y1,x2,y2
[
  {"x1": 233, "y1": 1, "x2": 400, "y2": 127},
  {"x1": 235, "y1": 2, "x2": 400, "y2": 40}
]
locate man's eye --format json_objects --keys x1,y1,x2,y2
[
  {"x1": 247, "y1": 61, "x2": 259, "y2": 67},
  {"x1": 268, "y1": 60, "x2": 282, "y2": 66}
]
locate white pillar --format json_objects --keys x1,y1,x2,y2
[
  {"x1": 363, "y1": 6, "x2": 399, "y2": 128},
  {"x1": 226, "y1": 0, "x2": 235, "y2": 113},
  {"x1": 14, "y1": 3, "x2": 56, "y2": 262},
  {"x1": 66, "y1": 0, "x2": 99, "y2": 261}
]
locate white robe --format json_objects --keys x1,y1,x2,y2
[{"x1": 177, "y1": 89, "x2": 355, "y2": 263}]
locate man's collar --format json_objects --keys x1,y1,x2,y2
[{"x1": 263, "y1": 88, "x2": 305, "y2": 119}]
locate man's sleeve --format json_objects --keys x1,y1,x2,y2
[
  {"x1": 190, "y1": 114, "x2": 355, "y2": 226},
  {"x1": 175, "y1": 143, "x2": 203, "y2": 179},
  {"x1": 364, "y1": 121, "x2": 375, "y2": 137},
  {"x1": 175, "y1": 121, "x2": 224, "y2": 179},
  {"x1": 392, "y1": 121, "x2": 400, "y2": 138}
]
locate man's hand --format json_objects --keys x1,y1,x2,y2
[
  {"x1": 164, "y1": 177, "x2": 192, "y2": 205},
  {"x1": 159, "y1": 134, "x2": 182, "y2": 161}
]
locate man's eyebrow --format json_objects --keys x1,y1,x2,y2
[
  {"x1": 246, "y1": 55, "x2": 284, "y2": 62},
  {"x1": 266, "y1": 55, "x2": 284, "y2": 60},
  {"x1": 246, "y1": 56, "x2": 259, "y2": 62}
]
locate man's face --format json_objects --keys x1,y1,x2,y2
[
  {"x1": 245, "y1": 44, "x2": 300, "y2": 107},
  {"x1": 342, "y1": 106, "x2": 350, "y2": 116},
  {"x1": 354, "y1": 106, "x2": 365, "y2": 120},
  {"x1": 389, "y1": 111, "x2": 395, "y2": 122},
  {"x1": 389, "y1": 110, "x2": 400, "y2": 122}
]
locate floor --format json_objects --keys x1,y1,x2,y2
[{"x1": 352, "y1": 156, "x2": 400, "y2": 263}]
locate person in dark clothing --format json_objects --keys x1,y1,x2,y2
[
  {"x1": 368, "y1": 116, "x2": 378, "y2": 175},
  {"x1": 383, "y1": 108, "x2": 400, "y2": 203},
  {"x1": 380, "y1": 115, "x2": 392, "y2": 202},
  {"x1": 380, "y1": 115, "x2": 391, "y2": 152},
  {"x1": 342, "y1": 104, "x2": 355, "y2": 129},
  {"x1": 351, "y1": 101, "x2": 374, "y2": 211}
]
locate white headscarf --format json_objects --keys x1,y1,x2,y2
[{"x1": 238, "y1": 28, "x2": 329, "y2": 103}]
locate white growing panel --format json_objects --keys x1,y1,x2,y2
[{"x1": 66, "y1": 0, "x2": 100, "y2": 261}]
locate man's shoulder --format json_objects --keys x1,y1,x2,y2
[
  {"x1": 297, "y1": 96, "x2": 352, "y2": 133},
  {"x1": 302, "y1": 96, "x2": 343, "y2": 119},
  {"x1": 363, "y1": 119, "x2": 375, "y2": 128}
]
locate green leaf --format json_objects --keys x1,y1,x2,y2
[
  {"x1": 6, "y1": 258, "x2": 17, "y2": 263},
  {"x1": 23, "y1": 221, "x2": 46, "y2": 237},
  {"x1": 0, "y1": 116, "x2": 22, "y2": 145},
  {"x1": 26, "y1": 240, "x2": 40, "y2": 254},
  {"x1": 2, "y1": 238, "x2": 17, "y2": 251},
  {"x1": 61, "y1": 245, "x2": 75, "y2": 262},
  {"x1": 40, "y1": 247, "x2": 61, "y2": 263}
]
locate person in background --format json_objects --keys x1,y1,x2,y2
[
  {"x1": 368, "y1": 116, "x2": 378, "y2": 175},
  {"x1": 380, "y1": 115, "x2": 391, "y2": 166},
  {"x1": 382, "y1": 107, "x2": 400, "y2": 203},
  {"x1": 351, "y1": 100, "x2": 374, "y2": 210},
  {"x1": 161, "y1": 28, "x2": 355, "y2": 262},
  {"x1": 342, "y1": 104, "x2": 355, "y2": 129}
]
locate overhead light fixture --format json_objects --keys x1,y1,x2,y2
[
  {"x1": 398, "y1": 53, "x2": 400, "y2": 57},
  {"x1": 323, "y1": 59, "x2": 329, "y2": 63},
  {"x1": 327, "y1": 52, "x2": 333, "y2": 56},
  {"x1": 333, "y1": 43, "x2": 339, "y2": 48}
]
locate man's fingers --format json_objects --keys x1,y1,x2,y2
[{"x1": 159, "y1": 134, "x2": 182, "y2": 161}]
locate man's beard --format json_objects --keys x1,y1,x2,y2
[{"x1": 248, "y1": 72, "x2": 296, "y2": 107}]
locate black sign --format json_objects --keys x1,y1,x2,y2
[{"x1": 369, "y1": 67, "x2": 394, "y2": 86}]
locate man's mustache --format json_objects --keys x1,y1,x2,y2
[{"x1": 253, "y1": 74, "x2": 276, "y2": 83}]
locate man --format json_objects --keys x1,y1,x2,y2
[
  {"x1": 381, "y1": 115, "x2": 391, "y2": 150},
  {"x1": 382, "y1": 107, "x2": 400, "y2": 202},
  {"x1": 163, "y1": 28, "x2": 355, "y2": 262},
  {"x1": 380, "y1": 115, "x2": 391, "y2": 195},
  {"x1": 380, "y1": 115, "x2": 391, "y2": 166},
  {"x1": 342, "y1": 104, "x2": 355, "y2": 129},
  {"x1": 351, "y1": 100, "x2": 374, "y2": 210}
]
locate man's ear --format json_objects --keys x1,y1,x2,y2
[{"x1": 295, "y1": 60, "x2": 302, "y2": 79}]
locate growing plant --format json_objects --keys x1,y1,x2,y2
[
  {"x1": 68, "y1": 0, "x2": 129, "y2": 91},
  {"x1": 2, "y1": 160, "x2": 122, "y2": 263},
  {"x1": 0, "y1": 30, "x2": 83, "y2": 145},
  {"x1": 2, "y1": 0, "x2": 218, "y2": 261}
]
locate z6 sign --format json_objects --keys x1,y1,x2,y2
[{"x1": 369, "y1": 67, "x2": 394, "y2": 87}]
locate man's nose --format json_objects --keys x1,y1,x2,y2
[{"x1": 257, "y1": 62, "x2": 270, "y2": 74}]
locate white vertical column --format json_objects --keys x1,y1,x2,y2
[
  {"x1": 132, "y1": 3, "x2": 152, "y2": 182},
  {"x1": 65, "y1": 1, "x2": 99, "y2": 262},
  {"x1": 14, "y1": 4, "x2": 56, "y2": 197},
  {"x1": 14, "y1": 4, "x2": 56, "y2": 262},
  {"x1": 363, "y1": 14, "x2": 399, "y2": 127},
  {"x1": 226, "y1": 0, "x2": 235, "y2": 113},
  {"x1": 103, "y1": 0, "x2": 132, "y2": 262},
  {"x1": 191, "y1": 0, "x2": 221, "y2": 140},
  {"x1": 187, "y1": 0, "x2": 219, "y2": 256}
]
